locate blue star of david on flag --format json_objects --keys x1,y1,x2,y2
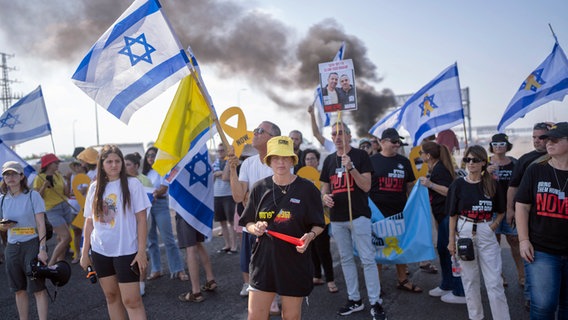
[
  {"x1": 118, "y1": 33, "x2": 156, "y2": 66},
  {"x1": 0, "y1": 113, "x2": 21, "y2": 129},
  {"x1": 187, "y1": 151, "x2": 211, "y2": 187},
  {"x1": 418, "y1": 94, "x2": 439, "y2": 117},
  {"x1": 520, "y1": 68, "x2": 546, "y2": 92}
]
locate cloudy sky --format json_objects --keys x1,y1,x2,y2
[{"x1": 0, "y1": 0, "x2": 567, "y2": 158}]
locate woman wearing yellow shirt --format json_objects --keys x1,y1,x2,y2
[{"x1": 33, "y1": 153, "x2": 72, "y2": 265}]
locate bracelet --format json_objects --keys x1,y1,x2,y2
[{"x1": 308, "y1": 231, "x2": 317, "y2": 240}]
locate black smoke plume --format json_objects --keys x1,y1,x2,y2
[{"x1": 0, "y1": 0, "x2": 395, "y2": 133}]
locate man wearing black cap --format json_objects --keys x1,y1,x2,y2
[
  {"x1": 370, "y1": 128, "x2": 423, "y2": 295},
  {"x1": 515, "y1": 122, "x2": 568, "y2": 318}
]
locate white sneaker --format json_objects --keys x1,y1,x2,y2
[
  {"x1": 441, "y1": 292, "x2": 467, "y2": 304},
  {"x1": 240, "y1": 283, "x2": 249, "y2": 297},
  {"x1": 428, "y1": 287, "x2": 451, "y2": 297}
]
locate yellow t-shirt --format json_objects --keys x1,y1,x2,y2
[{"x1": 33, "y1": 172, "x2": 68, "y2": 210}]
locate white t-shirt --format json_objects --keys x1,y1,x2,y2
[
  {"x1": 84, "y1": 177, "x2": 151, "y2": 257},
  {"x1": 239, "y1": 155, "x2": 273, "y2": 191},
  {"x1": 146, "y1": 169, "x2": 165, "y2": 189}
]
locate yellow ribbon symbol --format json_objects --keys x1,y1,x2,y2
[
  {"x1": 219, "y1": 107, "x2": 254, "y2": 158},
  {"x1": 409, "y1": 145, "x2": 428, "y2": 179},
  {"x1": 71, "y1": 173, "x2": 91, "y2": 229},
  {"x1": 382, "y1": 236, "x2": 403, "y2": 257}
]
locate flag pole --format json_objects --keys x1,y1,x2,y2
[
  {"x1": 49, "y1": 134, "x2": 57, "y2": 154},
  {"x1": 94, "y1": 101, "x2": 100, "y2": 146},
  {"x1": 337, "y1": 111, "x2": 354, "y2": 229},
  {"x1": 548, "y1": 23, "x2": 558, "y2": 44},
  {"x1": 187, "y1": 65, "x2": 230, "y2": 150}
]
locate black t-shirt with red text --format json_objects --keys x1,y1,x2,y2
[
  {"x1": 515, "y1": 162, "x2": 568, "y2": 255},
  {"x1": 369, "y1": 153, "x2": 416, "y2": 217},
  {"x1": 320, "y1": 148, "x2": 373, "y2": 222},
  {"x1": 446, "y1": 178, "x2": 504, "y2": 221}
]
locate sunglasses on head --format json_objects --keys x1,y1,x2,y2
[
  {"x1": 462, "y1": 157, "x2": 483, "y2": 164},
  {"x1": 491, "y1": 142, "x2": 507, "y2": 147},
  {"x1": 253, "y1": 127, "x2": 273, "y2": 136},
  {"x1": 534, "y1": 122, "x2": 551, "y2": 130}
]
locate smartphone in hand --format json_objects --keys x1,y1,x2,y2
[
  {"x1": 130, "y1": 262, "x2": 140, "y2": 276},
  {"x1": 0, "y1": 219, "x2": 17, "y2": 224}
]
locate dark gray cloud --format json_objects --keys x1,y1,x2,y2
[{"x1": 0, "y1": 0, "x2": 395, "y2": 133}]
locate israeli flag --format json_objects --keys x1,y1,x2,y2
[
  {"x1": 497, "y1": 43, "x2": 568, "y2": 132},
  {"x1": 314, "y1": 41, "x2": 346, "y2": 127},
  {"x1": 0, "y1": 139, "x2": 36, "y2": 180},
  {"x1": 369, "y1": 107, "x2": 402, "y2": 138},
  {"x1": 0, "y1": 86, "x2": 51, "y2": 146},
  {"x1": 167, "y1": 126, "x2": 216, "y2": 238},
  {"x1": 399, "y1": 63, "x2": 464, "y2": 146},
  {"x1": 71, "y1": 0, "x2": 190, "y2": 124}
]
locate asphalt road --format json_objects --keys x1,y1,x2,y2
[{"x1": 0, "y1": 226, "x2": 529, "y2": 320}]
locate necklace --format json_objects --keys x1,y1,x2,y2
[
  {"x1": 551, "y1": 165, "x2": 568, "y2": 200},
  {"x1": 272, "y1": 176, "x2": 293, "y2": 194}
]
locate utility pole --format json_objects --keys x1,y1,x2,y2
[{"x1": 0, "y1": 52, "x2": 21, "y2": 112}]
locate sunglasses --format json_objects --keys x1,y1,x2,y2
[
  {"x1": 146, "y1": 153, "x2": 156, "y2": 158},
  {"x1": 462, "y1": 157, "x2": 483, "y2": 164},
  {"x1": 547, "y1": 136, "x2": 567, "y2": 144},
  {"x1": 490, "y1": 142, "x2": 507, "y2": 147},
  {"x1": 253, "y1": 127, "x2": 273, "y2": 136},
  {"x1": 386, "y1": 139, "x2": 401, "y2": 145}
]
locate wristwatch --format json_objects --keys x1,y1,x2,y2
[
  {"x1": 348, "y1": 162, "x2": 355, "y2": 172},
  {"x1": 39, "y1": 245, "x2": 47, "y2": 251}
]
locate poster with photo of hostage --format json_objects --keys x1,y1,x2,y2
[{"x1": 318, "y1": 59, "x2": 357, "y2": 112}]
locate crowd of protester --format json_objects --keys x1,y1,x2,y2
[{"x1": 0, "y1": 116, "x2": 566, "y2": 320}]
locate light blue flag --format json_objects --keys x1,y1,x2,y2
[
  {"x1": 166, "y1": 126, "x2": 216, "y2": 238},
  {"x1": 497, "y1": 43, "x2": 568, "y2": 132},
  {"x1": 368, "y1": 107, "x2": 402, "y2": 138},
  {"x1": 0, "y1": 139, "x2": 36, "y2": 180},
  {"x1": 314, "y1": 41, "x2": 346, "y2": 127},
  {"x1": 369, "y1": 183, "x2": 436, "y2": 264},
  {"x1": 399, "y1": 63, "x2": 464, "y2": 146},
  {"x1": 0, "y1": 86, "x2": 51, "y2": 146},
  {"x1": 72, "y1": 0, "x2": 190, "y2": 124}
]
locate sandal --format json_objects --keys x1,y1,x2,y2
[
  {"x1": 419, "y1": 263, "x2": 438, "y2": 274},
  {"x1": 397, "y1": 279, "x2": 422, "y2": 293},
  {"x1": 146, "y1": 272, "x2": 162, "y2": 281},
  {"x1": 327, "y1": 282, "x2": 338, "y2": 293},
  {"x1": 201, "y1": 279, "x2": 218, "y2": 292},
  {"x1": 217, "y1": 247, "x2": 230, "y2": 253},
  {"x1": 313, "y1": 278, "x2": 325, "y2": 285},
  {"x1": 178, "y1": 291, "x2": 205, "y2": 303},
  {"x1": 175, "y1": 272, "x2": 189, "y2": 281}
]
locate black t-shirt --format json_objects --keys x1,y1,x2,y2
[
  {"x1": 515, "y1": 162, "x2": 568, "y2": 255},
  {"x1": 490, "y1": 160, "x2": 515, "y2": 208},
  {"x1": 428, "y1": 162, "x2": 454, "y2": 223},
  {"x1": 509, "y1": 150, "x2": 547, "y2": 187},
  {"x1": 239, "y1": 176, "x2": 325, "y2": 296},
  {"x1": 369, "y1": 153, "x2": 416, "y2": 217},
  {"x1": 320, "y1": 148, "x2": 373, "y2": 222},
  {"x1": 446, "y1": 178, "x2": 505, "y2": 221}
]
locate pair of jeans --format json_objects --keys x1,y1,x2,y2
[
  {"x1": 457, "y1": 218, "x2": 510, "y2": 320},
  {"x1": 527, "y1": 250, "x2": 568, "y2": 320},
  {"x1": 437, "y1": 214, "x2": 464, "y2": 296},
  {"x1": 331, "y1": 216, "x2": 381, "y2": 305},
  {"x1": 147, "y1": 198, "x2": 184, "y2": 274}
]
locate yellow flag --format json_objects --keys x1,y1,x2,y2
[{"x1": 153, "y1": 75, "x2": 212, "y2": 176}]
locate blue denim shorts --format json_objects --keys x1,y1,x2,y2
[{"x1": 493, "y1": 213, "x2": 517, "y2": 235}]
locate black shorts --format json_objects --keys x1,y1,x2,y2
[
  {"x1": 214, "y1": 196, "x2": 235, "y2": 222},
  {"x1": 176, "y1": 214, "x2": 204, "y2": 248},
  {"x1": 91, "y1": 251, "x2": 139, "y2": 283}
]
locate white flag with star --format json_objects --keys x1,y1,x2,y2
[
  {"x1": 0, "y1": 86, "x2": 51, "y2": 146},
  {"x1": 71, "y1": 0, "x2": 190, "y2": 124},
  {"x1": 399, "y1": 63, "x2": 464, "y2": 146}
]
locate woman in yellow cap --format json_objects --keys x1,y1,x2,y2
[{"x1": 239, "y1": 136, "x2": 324, "y2": 319}]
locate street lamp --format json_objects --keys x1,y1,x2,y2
[{"x1": 72, "y1": 119, "x2": 78, "y2": 148}]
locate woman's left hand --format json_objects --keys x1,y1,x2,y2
[
  {"x1": 37, "y1": 250, "x2": 48, "y2": 265},
  {"x1": 296, "y1": 232, "x2": 314, "y2": 254}
]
